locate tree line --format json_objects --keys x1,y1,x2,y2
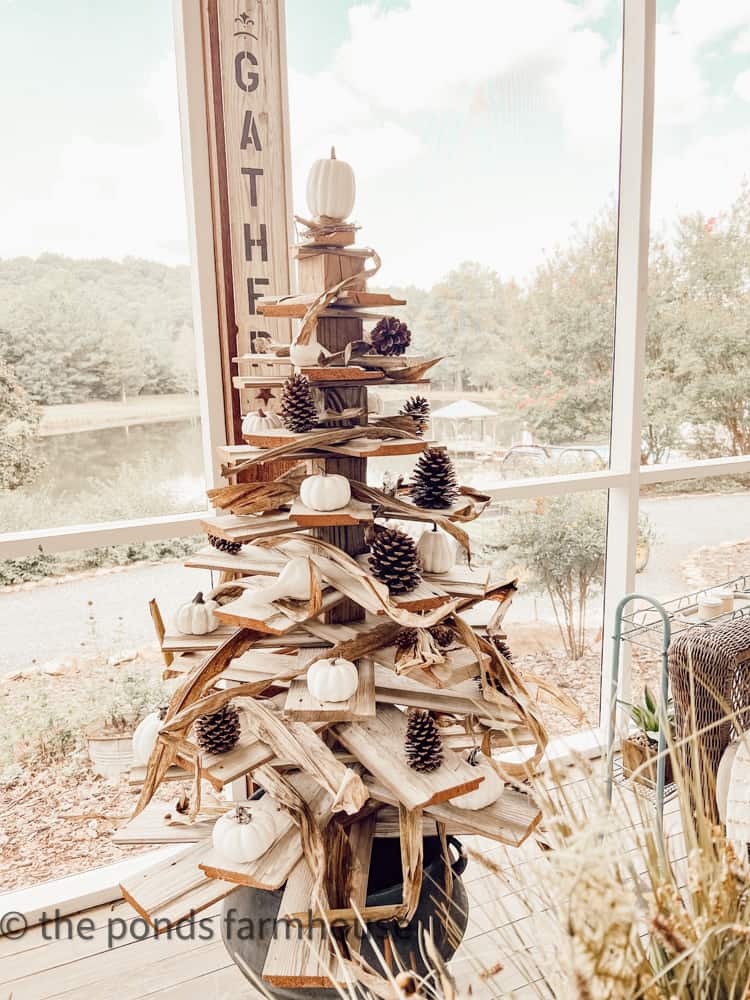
[{"x1": 387, "y1": 182, "x2": 750, "y2": 463}]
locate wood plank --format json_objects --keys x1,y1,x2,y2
[
  {"x1": 284, "y1": 652, "x2": 376, "y2": 723},
  {"x1": 161, "y1": 627, "x2": 320, "y2": 655},
  {"x1": 345, "y1": 813, "x2": 376, "y2": 955},
  {"x1": 262, "y1": 861, "x2": 338, "y2": 988},
  {"x1": 215, "y1": 588, "x2": 344, "y2": 635},
  {"x1": 113, "y1": 800, "x2": 217, "y2": 846},
  {"x1": 199, "y1": 775, "x2": 333, "y2": 889},
  {"x1": 288, "y1": 498, "x2": 374, "y2": 528},
  {"x1": 233, "y1": 427, "x2": 428, "y2": 458},
  {"x1": 373, "y1": 664, "x2": 511, "y2": 723},
  {"x1": 232, "y1": 371, "x2": 387, "y2": 389},
  {"x1": 258, "y1": 290, "x2": 406, "y2": 315},
  {"x1": 334, "y1": 705, "x2": 483, "y2": 812},
  {"x1": 200, "y1": 512, "x2": 301, "y2": 544},
  {"x1": 119, "y1": 843, "x2": 234, "y2": 929},
  {"x1": 184, "y1": 545, "x2": 287, "y2": 576},
  {"x1": 127, "y1": 764, "x2": 192, "y2": 788},
  {"x1": 366, "y1": 780, "x2": 542, "y2": 848}
]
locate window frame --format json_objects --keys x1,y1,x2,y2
[{"x1": 2, "y1": 0, "x2": 749, "y2": 757}]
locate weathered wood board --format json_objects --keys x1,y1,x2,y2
[
  {"x1": 258, "y1": 291, "x2": 406, "y2": 315},
  {"x1": 366, "y1": 780, "x2": 541, "y2": 848},
  {"x1": 334, "y1": 705, "x2": 483, "y2": 811},
  {"x1": 288, "y1": 498, "x2": 374, "y2": 528},
  {"x1": 215, "y1": 589, "x2": 344, "y2": 635},
  {"x1": 262, "y1": 861, "x2": 339, "y2": 988},
  {"x1": 113, "y1": 801, "x2": 217, "y2": 846},
  {"x1": 200, "y1": 512, "x2": 302, "y2": 544},
  {"x1": 119, "y1": 843, "x2": 233, "y2": 928}
]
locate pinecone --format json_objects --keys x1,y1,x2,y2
[
  {"x1": 410, "y1": 447, "x2": 459, "y2": 509},
  {"x1": 404, "y1": 709, "x2": 443, "y2": 773},
  {"x1": 208, "y1": 533, "x2": 242, "y2": 555},
  {"x1": 367, "y1": 525, "x2": 422, "y2": 595},
  {"x1": 396, "y1": 627, "x2": 419, "y2": 650},
  {"x1": 491, "y1": 636, "x2": 513, "y2": 663},
  {"x1": 280, "y1": 373, "x2": 318, "y2": 433},
  {"x1": 370, "y1": 316, "x2": 411, "y2": 356},
  {"x1": 399, "y1": 396, "x2": 430, "y2": 437},
  {"x1": 429, "y1": 623, "x2": 455, "y2": 648},
  {"x1": 195, "y1": 703, "x2": 241, "y2": 755}
]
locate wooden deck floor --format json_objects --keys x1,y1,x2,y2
[{"x1": 0, "y1": 769, "x2": 684, "y2": 999}]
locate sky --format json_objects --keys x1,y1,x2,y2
[{"x1": 0, "y1": 0, "x2": 748, "y2": 287}]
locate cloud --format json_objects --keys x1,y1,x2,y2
[
  {"x1": 0, "y1": 53, "x2": 188, "y2": 264},
  {"x1": 735, "y1": 68, "x2": 750, "y2": 102}
]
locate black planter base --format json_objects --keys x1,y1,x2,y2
[{"x1": 221, "y1": 835, "x2": 469, "y2": 999}]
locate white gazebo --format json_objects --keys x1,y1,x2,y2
[{"x1": 431, "y1": 399, "x2": 499, "y2": 453}]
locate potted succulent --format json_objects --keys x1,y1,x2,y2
[{"x1": 620, "y1": 686, "x2": 674, "y2": 787}]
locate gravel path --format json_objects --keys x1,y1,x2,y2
[{"x1": 0, "y1": 561, "x2": 215, "y2": 674}]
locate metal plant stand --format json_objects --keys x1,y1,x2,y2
[{"x1": 606, "y1": 576, "x2": 750, "y2": 829}]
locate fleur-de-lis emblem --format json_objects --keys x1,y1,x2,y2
[{"x1": 234, "y1": 11, "x2": 257, "y2": 39}]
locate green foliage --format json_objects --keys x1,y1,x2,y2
[
  {"x1": 0, "y1": 536, "x2": 201, "y2": 586},
  {"x1": 503, "y1": 492, "x2": 607, "y2": 660},
  {"x1": 621, "y1": 686, "x2": 675, "y2": 738},
  {"x1": 0, "y1": 667, "x2": 174, "y2": 778},
  {"x1": 0, "y1": 358, "x2": 43, "y2": 490},
  {"x1": 0, "y1": 254, "x2": 195, "y2": 405}
]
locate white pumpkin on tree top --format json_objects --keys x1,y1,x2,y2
[{"x1": 306, "y1": 147, "x2": 356, "y2": 222}]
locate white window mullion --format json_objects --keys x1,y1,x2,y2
[
  {"x1": 599, "y1": 0, "x2": 656, "y2": 732},
  {"x1": 174, "y1": 0, "x2": 228, "y2": 491}
]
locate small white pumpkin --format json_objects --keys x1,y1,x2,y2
[
  {"x1": 230, "y1": 557, "x2": 313, "y2": 610},
  {"x1": 306, "y1": 656, "x2": 359, "y2": 703},
  {"x1": 132, "y1": 706, "x2": 167, "y2": 766},
  {"x1": 300, "y1": 472, "x2": 351, "y2": 512},
  {"x1": 241, "y1": 408, "x2": 283, "y2": 435},
  {"x1": 416, "y1": 525, "x2": 456, "y2": 574},
  {"x1": 306, "y1": 147, "x2": 356, "y2": 222},
  {"x1": 212, "y1": 804, "x2": 279, "y2": 864},
  {"x1": 176, "y1": 592, "x2": 220, "y2": 635},
  {"x1": 454, "y1": 750, "x2": 505, "y2": 811},
  {"x1": 289, "y1": 338, "x2": 330, "y2": 369}
]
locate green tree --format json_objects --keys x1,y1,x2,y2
[
  {"x1": 669, "y1": 185, "x2": 750, "y2": 457},
  {"x1": 0, "y1": 357, "x2": 42, "y2": 490},
  {"x1": 503, "y1": 492, "x2": 606, "y2": 661}
]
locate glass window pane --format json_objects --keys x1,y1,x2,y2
[
  {"x1": 285, "y1": 1, "x2": 623, "y2": 488},
  {"x1": 635, "y1": 482, "x2": 750, "y2": 694},
  {"x1": 643, "y1": 4, "x2": 750, "y2": 464},
  {"x1": 465, "y1": 491, "x2": 608, "y2": 739},
  {"x1": 0, "y1": 3, "x2": 206, "y2": 534}
]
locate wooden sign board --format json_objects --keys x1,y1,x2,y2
[{"x1": 203, "y1": 0, "x2": 294, "y2": 441}]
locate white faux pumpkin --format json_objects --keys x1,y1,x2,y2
[
  {"x1": 132, "y1": 707, "x2": 166, "y2": 766},
  {"x1": 300, "y1": 472, "x2": 351, "y2": 512},
  {"x1": 289, "y1": 338, "x2": 330, "y2": 369},
  {"x1": 176, "y1": 592, "x2": 220, "y2": 635},
  {"x1": 306, "y1": 147, "x2": 356, "y2": 222},
  {"x1": 212, "y1": 804, "x2": 279, "y2": 864},
  {"x1": 229, "y1": 557, "x2": 313, "y2": 611},
  {"x1": 241, "y1": 408, "x2": 283, "y2": 435},
  {"x1": 306, "y1": 656, "x2": 359, "y2": 703},
  {"x1": 417, "y1": 525, "x2": 456, "y2": 574},
  {"x1": 454, "y1": 750, "x2": 505, "y2": 811}
]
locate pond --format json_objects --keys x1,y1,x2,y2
[{"x1": 0, "y1": 419, "x2": 206, "y2": 533}]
